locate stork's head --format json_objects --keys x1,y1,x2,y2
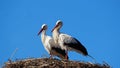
[
  {"x1": 52, "y1": 20, "x2": 63, "y2": 32},
  {"x1": 38, "y1": 24, "x2": 47, "y2": 35}
]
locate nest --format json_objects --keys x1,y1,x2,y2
[{"x1": 3, "y1": 58, "x2": 110, "y2": 68}]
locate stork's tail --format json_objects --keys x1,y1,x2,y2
[{"x1": 88, "y1": 54, "x2": 97, "y2": 63}]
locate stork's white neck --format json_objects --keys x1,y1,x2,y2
[
  {"x1": 52, "y1": 29, "x2": 60, "y2": 44},
  {"x1": 41, "y1": 30, "x2": 46, "y2": 44}
]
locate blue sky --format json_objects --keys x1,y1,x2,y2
[{"x1": 0, "y1": 0, "x2": 120, "y2": 67}]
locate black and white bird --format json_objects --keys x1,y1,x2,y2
[
  {"x1": 38, "y1": 24, "x2": 68, "y2": 60},
  {"x1": 51, "y1": 20, "x2": 94, "y2": 59}
]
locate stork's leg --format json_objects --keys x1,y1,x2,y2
[
  {"x1": 65, "y1": 51, "x2": 68, "y2": 60},
  {"x1": 49, "y1": 53, "x2": 53, "y2": 59},
  {"x1": 49, "y1": 55, "x2": 52, "y2": 59}
]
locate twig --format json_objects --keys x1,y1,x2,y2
[{"x1": 8, "y1": 48, "x2": 18, "y2": 62}]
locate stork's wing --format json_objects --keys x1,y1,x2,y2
[
  {"x1": 60, "y1": 34, "x2": 88, "y2": 56},
  {"x1": 51, "y1": 47, "x2": 67, "y2": 58},
  {"x1": 49, "y1": 37, "x2": 68, "y2": 59}
]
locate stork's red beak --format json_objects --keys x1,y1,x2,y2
[
  {"x1": 51, "y1": 24, "x2": 59, "y2": 32},
  {"x1": 38, "y1": 28, "x2": 43, "y2": 35}
]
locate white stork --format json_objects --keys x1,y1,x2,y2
[
  {"x1": 51, "y1": 20, "x2": 93, "y2": 59},
  {"x1": 38, "y1": 24, "x2": 68, "y2": 60}
]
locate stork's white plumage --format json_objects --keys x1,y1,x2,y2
[
  {"x1": 52, "y1": 20, "x2": 88, "y2": 57},
  {"x1": 38, "y1": 24, "x2": 68, "y2": 60}
]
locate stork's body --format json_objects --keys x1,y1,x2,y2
[
  {"x1": 52, "y1": 20, "x2": 88, "y2": 57},
  {"x1": 38, "y1": 24, "x2": 68, "y2": 59}
]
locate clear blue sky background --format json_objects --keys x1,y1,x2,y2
[{"x1": 0, "y1": 0, "x2": 120, "y2": 68}]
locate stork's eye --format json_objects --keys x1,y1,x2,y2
[
  {"x1": 56, "y1": 20, "x2": 62, "y2": 25},
  {"x1": 44, "y1": 26, "x2": 47, "y2": 30},
  {"x1": 57, "y1": 22, "x2": 62, "y2": 26},
  {"x1": 58, "y1": 22, "x2": 61, "y2": 24}
]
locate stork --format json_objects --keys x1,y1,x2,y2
[
  {"x1": 51, "y1": 20, "x2": 94, "y2": 59},
  {"x1": 38, "y1": 24, "x2": 68, "y2": 60}
]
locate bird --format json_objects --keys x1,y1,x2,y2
[
  {"x1": 51, "y1": 20, "x2": 94, "y2": 59},
  {"x1": 38, "y1": 24, "x2": 68, "y2": 60}
]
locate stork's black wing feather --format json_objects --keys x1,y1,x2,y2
[
  {"x1": 51, "y1": 47, "x2": 67, "y2": 57},
  {"x1": 64, "y1": 37, "x2": 88, "y2": 56}
]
